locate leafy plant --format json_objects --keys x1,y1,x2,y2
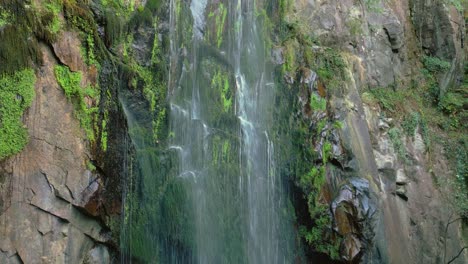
[
  {"x1": 0, "y1": 69, "x2": 36, "y2": 159},
  {"x1": 45, "y1": 0, "x2": 63, "y2": 35},
  {"x1": 54, "y1": 65, "x2": 98, "y2": 141},
  {"x1": 423, "y1": 56, "x2": 451, "y2": 74},
  {"x1": 388, "y1": 127, "x2": 407, "y2": 161},
  {"x1": 0, "y1": 8, "x2": 11, "y2": 27},
  {"x1": 402, "y1": 112, "x2": 420, "y2": 137},
  {"x1": 310, "y1": 93, "x2": 327, "y2": 112}
]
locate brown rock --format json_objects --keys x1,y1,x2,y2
[{"x1": 52, "y1": 31, "x2": 85, "y2": 73}]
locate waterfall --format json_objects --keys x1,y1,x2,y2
[{"x1": 121, "y1": 0, "x2": 300, "y2": 262}]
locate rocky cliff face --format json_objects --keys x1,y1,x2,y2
[
  {"x1": 0, "y1": 45, "x2": 111, "y2": 263},
  {"x1": 0, "y1": 1, "x2": 130, "y2": 263},
  {"x1": 0, "y1": 0, "x2": 466, "y2": 263},
  {"x1": 286, "y1": 0, "x2": 467, "y2": 263}
]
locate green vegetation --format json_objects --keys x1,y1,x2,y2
[
  {"x1": 0, "y1": 7, "x2": 11, "y2": 27},
  {"x1": 282, "y1": 38, "x2": 299, "y2": 75},
  {"x1": 101, "y1": 0, "x2": 137, "y2": 19},
  {"x1": 347, "y1": 17, "x2": 363, "y2": 36},
  {"x1": 86, "y1": 160, "x2": 96, "y2": 171},
  {"x1": 54, "y1": 65, "x2": 98, "y2": 141},
  {"x1": 44, "y1": 0, "x2": 63, "y2": 35},
  {"x1": 211, "y1": 70, "x2": 233, "y2": 113},
  {"x1": 364, "y1": 53, "x2": 467, "y2": 223},
  {"x1": 423, "y1": 55, "x2": 451, "y2": 74},
  {"x1": 215, "y1": 3, "x2": 227, "y2": 48},
  {"x1": 63, "y1": 1, "x2": 109, "y2": 66},
  {"x1": 270, "y1": 3, "x2": 349, "y2": 259},
  {"x1": 85, "y1": 34, "x2": 98, "y2": 67},
  {"x1": 401, "y1": 112, "x2": 420, "y2": 137},
  {"x1": 151, "y1": 21, "x2": 161, "y2": 66},
  {"x1": 101, "y1": 112, "x2": 108, "y2": 151},
  {"x1": 310, "y1": 93, "x2": 327, "y2": 112},
  {"x1": 447, "y1": 0, "x2": 466, "y2": 11},
  {"x1": 296, "y1": 134, "x2": 341, "y2": 259},
  {"x1": 388, "y1": 127, "x2": 407, "y2": 161},
  {"x1": 206, "y1": 2, "x2": 228, "y2": 48},
  {"x1": 0, "y1": 69, "x2": 36, "y2": 160},
  {"x1": 128, "y1": 62, "x2": 167, "y2": 142},
  {"x1": 363, "y1": 0, "x2": 384, "y2": 13}
]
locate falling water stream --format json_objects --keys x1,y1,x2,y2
[{"x1": 121, "y1": 0, "x2": 300, "y2": 262}]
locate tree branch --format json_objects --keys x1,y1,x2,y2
[{"x1": 447, "y1": 246, "x2": 467, "y2": 264}]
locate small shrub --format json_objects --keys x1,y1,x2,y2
[
  {"x1": 423, "y1": 56, "x2": 451, "y2": 74},
  {"x1": 368, "y1": 88, "x2": 403, "y2": 113},
  {"x1": 0, "y1": 69, "x2": 36, "y2": 159},
  {"x1": 388, "y1": 127, "x2": 407, "y2": 161},
  {"x1": 402, "y1": 112, "x2": 420, "y2": 137},
  {"x1": 0, "y1": 8, "x2": 11, "y2": 27},
  {"x1": 310, "y1": 93, "x2": 327, "y2": 112},
  {"x1": 439, "y1": 92, "x2": 465, "y2": 115}
]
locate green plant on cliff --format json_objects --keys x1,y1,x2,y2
[
  {"x1": 211, "y1": 70, "x2": 232, "y2": 113},
  {"x1": 0, "y1": 8, "x2": 11, "y2": 27},
  {"x1": 423, "y1": 55, "x2": 451, "y2": 74},
  {"x1": 215, "y1": 3, "x2": 227, "y2": 48},
  {"x1": 363, "y1": 0, "x2": 384, "y2": 13},
  {"x1": 151, "y1": 21, "x2": 161, "y2": 66},
  {"x1": 447, "y1": 0, "x2": 466, "y2": 11},
  {"x1": 297, "y1": 139, "x2": 341, "y2": 260},
  {"x1": 388, "y1": 127, "x2": 407, "y2": 161},
  {"x1": 274, "y1": 4, "x2": 347, "y2": 259},
  {"x1": 54, "y1": 65, "x2": 98, "y2": 141},
  {"x1": 0, "y1": 69, "x2": 36, "y2": 160},
  {"x1": 44, "y1": 0, "x2": 63, "y2": 35},
  {"x1": 310, "y1": 93, "x2": 327, "y2": 112},
  {"x1": 401, "y1": 111, "x2": 420, "y2": 137}
]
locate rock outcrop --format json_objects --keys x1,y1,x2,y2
[
  {"x1": 0, "y1": 45, "x2": 111, "y2": 263},
  {"x1": 289, "y1": 0, "x2": 467, "y2": 263}
]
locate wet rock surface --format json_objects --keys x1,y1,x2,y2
[{"x1": 331, "y1": 178, "x2": 376, "y2": 261}]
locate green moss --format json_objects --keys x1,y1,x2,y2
[
  {"x1": 151, "y1": 21, "x2": 161, "y2": 66},
  {"x1": 211, "y1": 70, "x2": 232, "y2": 113},
  {"x1": 54, "y1": 65, "x2": 98, "y2": 141},
  {"x1": 54, "y1": 65, "x2": 82, "y2": 99},
  {"x1": 282, "y1": 38, "x2": 299, "y2": 75},
  {"x1": 0, "y1": 69, "x2": 36, "y2": 160},
  {"x1": 129, "y1": 62, "x2": 167, "y2": 142},
  {"x1": 101, "y1": 111, "x2": 108, "y2": 152},
  {"x1": 215, "y1": 3, "x2": 227, "y2": 48},
  {"x1": 86, "y1": 160, "x2": 96, "y2": 171}
]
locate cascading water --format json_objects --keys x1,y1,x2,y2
[{"x1": 121, "y1": 0, "x2": 301, "y2": 262}]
